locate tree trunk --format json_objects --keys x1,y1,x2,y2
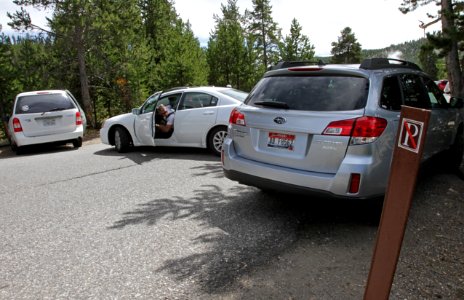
[
  {"x1": 442, "y1": 0, "x2": 463, "y2": 98},
  {"x1": 75, "y1": 25, "x2": 95, "y2": 128}
]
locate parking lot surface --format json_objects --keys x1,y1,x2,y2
[{"x1": 0, "y1": 141, "x2": 462, "y2": 299}]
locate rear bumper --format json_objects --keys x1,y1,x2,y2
[
  {"x1": 222, "y1": 138, "x2": 385, "y2": 199},
  {"x1": 12, "y1": 127, "x2": 84, "y2": 147}
]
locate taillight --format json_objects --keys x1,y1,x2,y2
[
  {"x1": 76, "y1": 112, "x2": 82, "y2": 125},
  {"x1": 229, "y1": 108, "x2": 246, "y2": 126},
  {"x1": 322, "y1": 116, "x2": 387, "y2": 145},
  {"x1": 13, "y1": 117, "x2": 23, "y2": 132},
  {"x1": 322, "y1": 119, "x2": 356, "y2": 136}
]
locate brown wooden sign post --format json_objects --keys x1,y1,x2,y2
[{"x1": 364, "y1": 106, "x2": 431, "y2": 300}]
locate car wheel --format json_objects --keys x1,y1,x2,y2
[
  {"x1": 208, "y1": 126, "x2": 227, "y2": 156},
  {"x1": 10, "y1": 140, "x2": 17, "y2": 152},
  {"x1": 114, "y1": 127, "x2": 131, "y2": 153},
  {"x1": 73, "y1": 137, "x2": 82, "y2": 148},
  {"x1": 447, "y1": 130, "x2": 464, "y2": 171}
]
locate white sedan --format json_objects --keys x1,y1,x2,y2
[{"x1": 100, "y1": 86, "x2": 248, "y2": 156}]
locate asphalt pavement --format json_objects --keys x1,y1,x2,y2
[{"x1": 0, "y1": 142, "x2": 462, "y2": 299}]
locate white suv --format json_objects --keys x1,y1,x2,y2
[
  {"x1": 7, "y1": 90, "x2": 87, "y2": 153},
  {"x1": 222, "y1": 58, "x2": 464, "y2": 199}
]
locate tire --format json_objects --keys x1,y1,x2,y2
[
  {"x1": 208, "y1": 126, "x2": 227, "y2": 156},
  {"x1": 447, "y1": 130, "x2": 464, "y2": 171},
  {"x1": 9, "y1": 140, "x2": 17, "y2": 152},
  {"x1": 114, "y1": 127, "x2": 131, "y2": 153},
  {"x1": 72, "y1": 137, "x2": 82, "y2": 148}
]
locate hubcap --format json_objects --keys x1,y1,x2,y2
[{"x1": 213, "y1": 130, "x2": 227, "y2": 152}]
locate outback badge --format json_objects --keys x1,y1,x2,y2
[{"x1": 273, "y1": 117, "x2": 286, "y2": 124}]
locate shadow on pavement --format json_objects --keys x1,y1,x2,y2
[
  {"x1": 94, "y1": 146, "x2": 219, "y2": 165},
  {"x1": 108, "y1": 183, "x2": 383, "y2": 296}
]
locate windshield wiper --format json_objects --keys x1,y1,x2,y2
[
  {"x1": 41, "y1": 107, "x2": 67, "y2": 115},
  {"x1": 254, "y1": 101, "x2": 289, "y2": 109},
  {"x1": 49, "y1": 107, "x2": 67, "y2": 112}
]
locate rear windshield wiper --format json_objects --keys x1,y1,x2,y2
[
  {"x1": 41, "y1": 107, "x2": 67, "y2": 115},
  {"x1": 253, "y1": 101, "x2": 289, "y2": 109},
  {"x1": 49, "y1": 107, "x2": 67, "y2": 112}
]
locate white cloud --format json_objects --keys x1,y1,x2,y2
[{"x1": 0, "y1": 0, "x2": 441, "y2": 56}]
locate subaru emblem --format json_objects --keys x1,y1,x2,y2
[{"x1": 274, "y1": 117, "x2": 286, "y2": 124}]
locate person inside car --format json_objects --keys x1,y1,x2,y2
[{"x1": 155, "y1": 104, "x2": 175, "y2": 139}]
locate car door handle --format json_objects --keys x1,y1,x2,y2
[{"x1": 203, "y1": 111, "x2": 215, "y2": 115}]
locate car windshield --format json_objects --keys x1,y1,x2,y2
[
  {"x1": 218, "y1": 88, "x2": 248, "y2": 102},
  {"x1": 15, "y1": 94, "x2": 75, "y2": 114},
  {"x1": 245, "y1": 75, "x2": 369, "y2": 111}
]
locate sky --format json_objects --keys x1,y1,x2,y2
[{"x1": 0, "y1": 0, "x2": 442, "y2": 56}]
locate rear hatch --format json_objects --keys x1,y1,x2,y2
[
  {"x1": 230, "y1": 71, "x2": 371, "y2": 174},
  {"x1": 14, "y1": 93, "x2": 78, "y2": 137}
]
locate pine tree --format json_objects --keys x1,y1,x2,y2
[
  {"x1": 245, "y1": 0, "x2": 281, "y2": 70},
  {"x1": 330, "y1": 27, "x2": 362, "y2": 64},
  {"x1": 279, "y1": 18, "x2": 315, "y2": 61},
  {"x1": 207, "y1": 0, "x2": 246, "y2": 88},
  {"x1": 400, "y1": 0, "x2": 463, "y2": 98}
]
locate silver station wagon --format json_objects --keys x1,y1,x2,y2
[{"x1": 222, "y1": 58, "x2": 464, "y2": 199}]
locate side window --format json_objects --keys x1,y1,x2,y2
[
  {"x1": 157, "y1": 93, "x2": 182, "y2": 110},
  {"x1": 423, "y1": 77, "x2": 449, "y2": 108},
  {"x1": 380, "y1": 76, "x2": 402, "y2": 111},
  {"x1": 141, "y1": 95, "x2": 158, "y2": 114},
  {"x1": 178, "y1": 92, "x2": 218, "y2": 110},
  {"x1": 398, "y1": 74, "x2": 431, "y2": 109}
]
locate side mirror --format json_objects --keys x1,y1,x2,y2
[
  {"x1": 132, "y1": 108, "x2": 140, "y2": 115},
  {"x1": 450, "y1": 97, "x2": 464, "y2": 109}
]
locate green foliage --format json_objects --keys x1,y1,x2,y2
[
  {"x1": 362, "y1": 39, "x2": 427, "y2": 65},
  {"x1": 419, "y1": 42, "x2": 439, "y2": 79},
  {"x1": 279, "y1": 18, "x2": 315, "y2": 61},
  {"x1": 0, "y1": 0, "x2": 461, "y2": 141},
  {"x1": 399, "y1": 0, "x2": 463, "y2": 97},
  {"x1": 245, "y1": 0, "x2": 281, "y2": 69},
  {"x1": 207, "y1": 0, "x2": 249, "y2": 89},
  {"x1": 331, "y1": 27, "x2": 362, "y2": 64}
]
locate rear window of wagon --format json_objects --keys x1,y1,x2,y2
[
  {"x1": 245, "y1": 76, "x2": 369, "y2": 111},
  {"x1": 15, "y1": 94, "x2": 76, "y2": 114}
]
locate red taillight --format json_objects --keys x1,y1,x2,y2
[
  {"x1": 322, "y1": 116, "x2": 387, "y2": 145},
  {"x1": 288, "y1": 67, "x2": 323, "y2": 71},
  {"x1": 351, "y1": 116, "x2": 387, "y2": 138},
  {"x1": 322, "y1": 119, "x2": 356, "y2": 136},
  {"x1": 13, "y1": 117, "x2": 23, "y2": 132},
  {"x1": 76, "y1": 111, "x2": 82, "y2": 125},
  {"x1": 349, "y1": 173, "x2": 361, "y2": 194},
  {"x1": 229, "y1": 108, "x2": 246, "y2": 126}
]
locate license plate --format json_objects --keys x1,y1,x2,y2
[
  {"x1": 43, "y1": 118, "x2": 56, "y2": 126},
  {"x1": 267, "y1": 132, "x2": 295, "y2": 150}
]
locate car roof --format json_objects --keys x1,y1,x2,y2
[
  {"x1": 16, "y1": 90, "x2": 67, "y2": 97},
  {"x1": 265, "y1": 58, "x2": 424, "y2": 78}
]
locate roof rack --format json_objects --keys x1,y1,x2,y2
[
  {"x1": 360, "y1": 58, "x2": 421, "y2": 71},
  {"x1": 269, "y1": 60, "x2": 325, "y2": 70}
]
